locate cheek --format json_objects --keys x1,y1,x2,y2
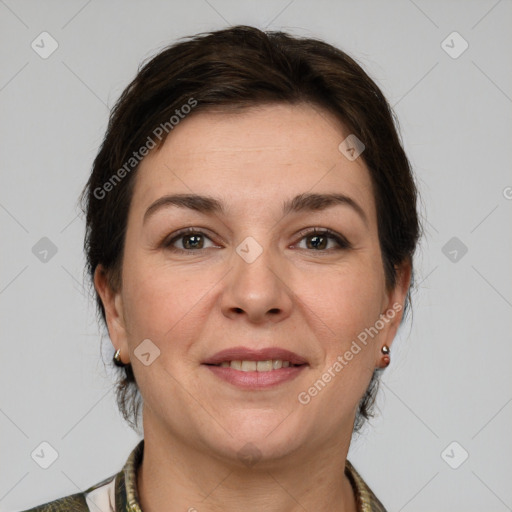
[
  {"x1": 121, "y1": 255, "x2": 218, "y2": 351},
  {"x1": 120, "y1": 261, "x2": 213, "y2": 407},
  {"x1": 295, "y1": 257, "x2": 385, "y2": 407},
  {"x1": 298, "y1": 259, "x2": 386, "y2": 344}
]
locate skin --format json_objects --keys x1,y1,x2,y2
[{"x1": 95, "y1": 103, "x2": 411, "y2": 512}]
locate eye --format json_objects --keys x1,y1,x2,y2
[
  {"x1": 162, "y1": 227, "x2": 351, "y2": 254},
  {"x1": 295, "y1": 228, "x2": 351, "y2": 251},
  {"x1": 163, "y1": 228, "x2": 219, "y2": 253}
]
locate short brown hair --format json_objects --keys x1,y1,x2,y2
[{"x1": 80, "y1": 25, "x2": 420, "y2": 434}]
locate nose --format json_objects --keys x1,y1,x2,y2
[{"x1": 220, "y1": 240, "x2": 293, "y2": 325}]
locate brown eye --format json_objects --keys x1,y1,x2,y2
[
  {"x1": 181, "y1": 233, "x2": 205, "y2": 249},
  {"x1": 306, "y1": 234, "x2": 328, "y2": 250},
  {"x1": 163, "y1": 228, "x2": 218, "y2": 253},
  {"x1": 296, "y1": 229, "x2": 351, "y2": 251}
]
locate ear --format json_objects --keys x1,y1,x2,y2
[
  {"x1": 94, "y1": 264, "x2": 130, "y2": 365},
  {"x1": 375, "y1": 260, "x2": 412, "y2": 367}
]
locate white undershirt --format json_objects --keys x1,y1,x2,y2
[{"x1": 85, "y1": 477, "x2": 117, "y2": 512}]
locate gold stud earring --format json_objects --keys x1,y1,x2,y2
[
  {"x1": 113, "y1": 348, "x2": 129, "y2": 367},
  {"x1": 381, "y1": 345, "x2": 390, "y2": 367}
]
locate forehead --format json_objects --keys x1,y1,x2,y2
[{"x1": 131, "y1": 103, "x2": 375, "y2": 220}]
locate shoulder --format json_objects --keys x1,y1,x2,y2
[
  {"x1": 18, "y1": 492, "x2": 89, "y2": 512},
  {"x1": 345, "y1": 459, "x2": 388, "y2": 512},
  {"x1": 18, "y1": 474, "x2": 116, "y2": 512}
]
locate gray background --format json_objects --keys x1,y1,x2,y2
[{"x1": 1, "y1": 0, "x2": 511, "y2": 510}]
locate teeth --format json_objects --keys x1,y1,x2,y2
[
  {"x1": 272, "y1": 360, "x2": 282, "y2": 369},
  {"x1": 216, "y1": 359, "x2": 297, "y2": 371},
  {"x1": 256, "y1": 360, "x2": 272, "y2": 371},
  {"x1": 241, "y1": 360, "x2": 257, "y2": 371}
]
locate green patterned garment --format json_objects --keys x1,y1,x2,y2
[{"x1": 20, "y1": 440, "x2": 387, "y2": 511}]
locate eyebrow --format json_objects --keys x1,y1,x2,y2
[{"x1": 143, "y1": 192, "x2": 368, "y2": 226}]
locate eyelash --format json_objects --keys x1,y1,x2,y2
[{"x1": 162, "y1": 227, "x2": 351, "y2": 254}]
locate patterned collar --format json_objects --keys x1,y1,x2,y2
[{"x1": 112, "y1": 440, "x2": 387, "y2": 512}]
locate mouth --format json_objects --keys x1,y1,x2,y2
[
  {"x1": 202, "y1": 346, "x2": 308, "y2": 389},
  {"x1": 206, "y1": 359, "x2": 304, "y2": 371},
  {"x1": 202, "y1": 346, "x2": 308, "y2": 367}
]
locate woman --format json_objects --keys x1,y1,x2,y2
[{"x1": 23, "y1": 25, "x2": 419, "y2": 512}]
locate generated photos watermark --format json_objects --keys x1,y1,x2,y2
[
  {"x1": 93, "y1": 97, "x2": 198, "y2": 200},
  {"x1": 297, "y1": 302, "x2": 402, "y2": 405}
]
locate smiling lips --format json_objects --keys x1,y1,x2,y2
[
  {"x1": 202, "y1": 346, "x2": 308, "y2": 389},
  {"x1": 218, "y1": 359, "x2": 293, "y2": 371}
]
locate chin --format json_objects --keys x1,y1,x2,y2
[
  {"x1": 200, "y1": 411, "x2": 305, "y2": 465},
  {"x1": 207, "y1": 435, "x2": 300, "y2": 469}
]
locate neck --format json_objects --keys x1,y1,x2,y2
[{"x1": 137, "y1": 418, "x2": 357, "y2": 512}]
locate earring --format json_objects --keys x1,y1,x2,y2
[
  {"x1": 381, "y1": 345, "x2": 390, "y2": 368},
  {"x1": 113, "y1": 348, "x2": 129, "y2": 367}
]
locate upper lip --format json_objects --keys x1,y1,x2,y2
[{"x1": 202, "y1": 346, "x2": 308, "y2": 365}]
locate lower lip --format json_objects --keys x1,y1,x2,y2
[{"x1": 203, "y1": 364, "x2": 307, "y2": 389}]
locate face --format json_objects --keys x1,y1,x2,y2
[{"x1": 96, "y1": 103, "x2": 410, "y2": 464}]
